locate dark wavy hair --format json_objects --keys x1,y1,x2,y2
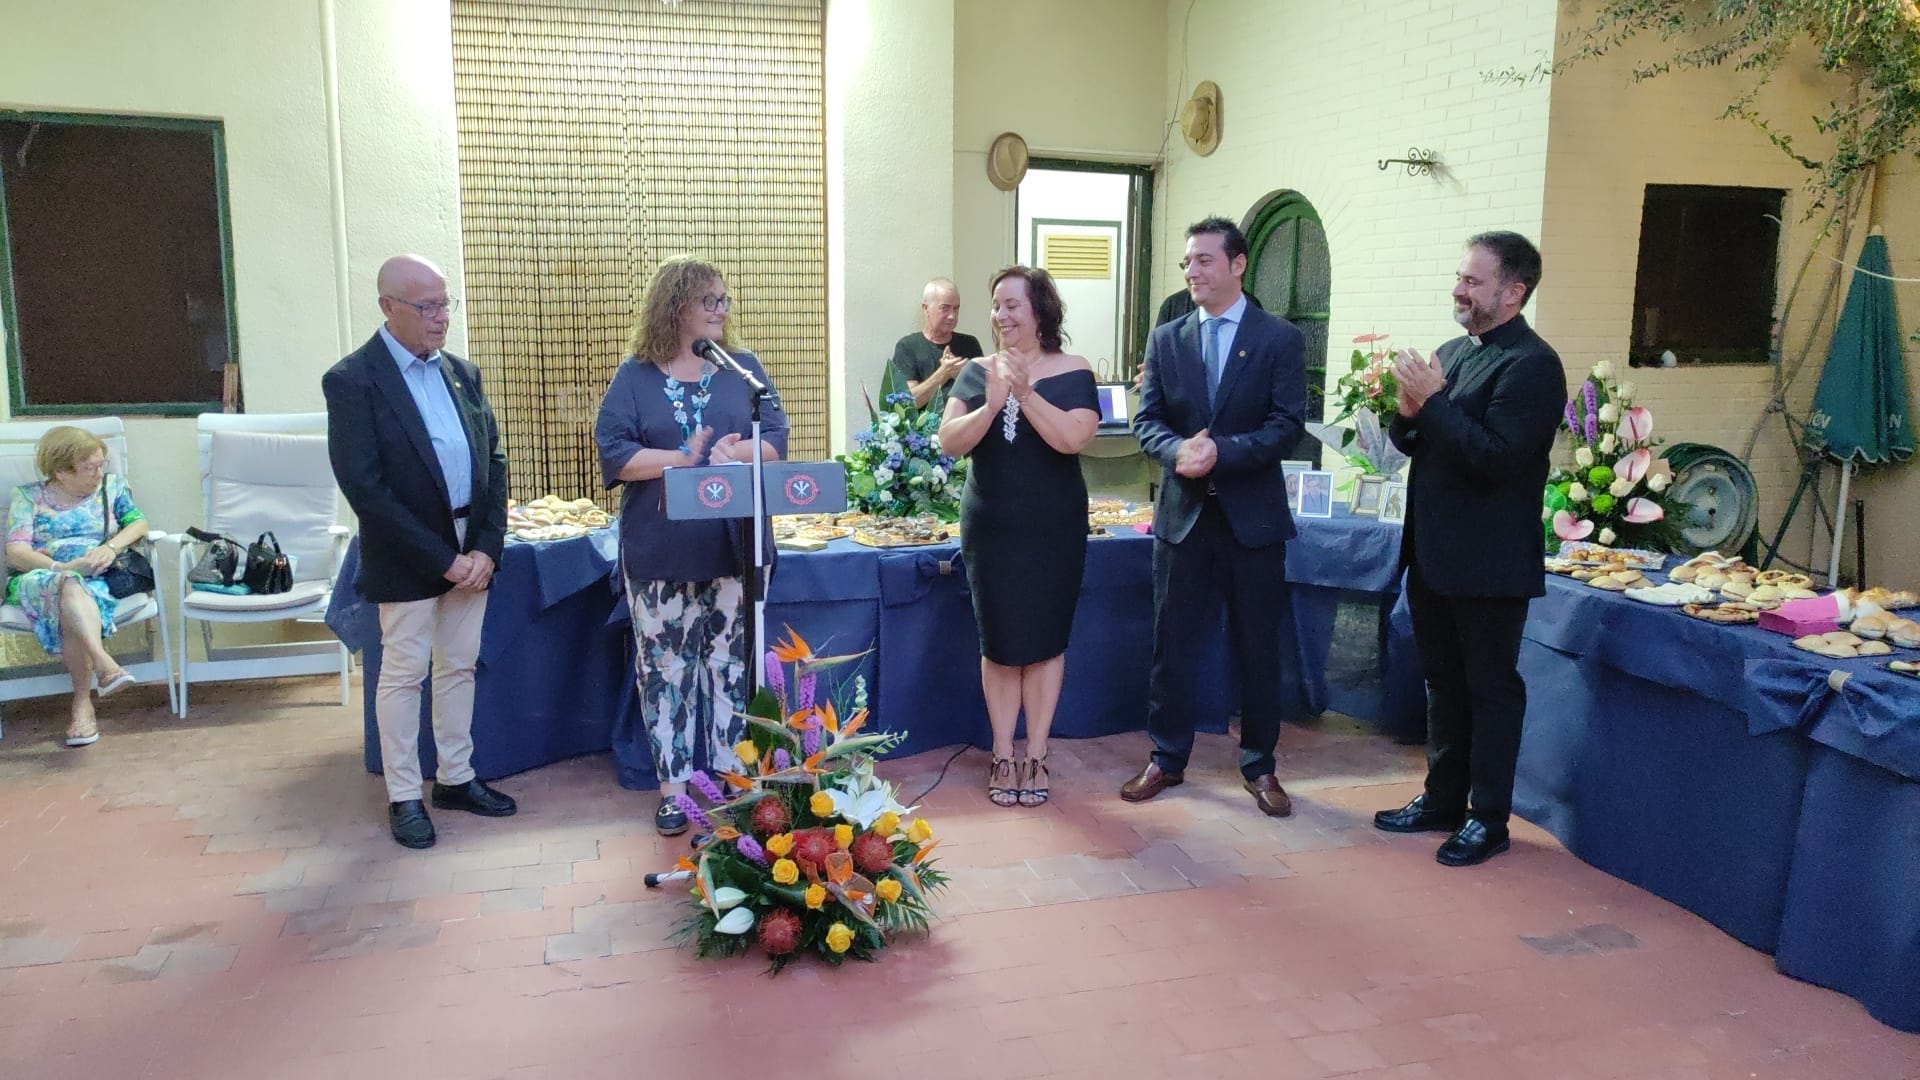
[{"x1": 988, "y1": 265, "x2": 1069, "y2": 353}]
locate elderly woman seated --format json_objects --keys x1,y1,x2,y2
[{"x1": 4, "y1": 426, "x2": 151, "y2": 747}]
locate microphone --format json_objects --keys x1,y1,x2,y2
[{"x1": 691, "y1": 338, "x2": 769, "y2": 396}]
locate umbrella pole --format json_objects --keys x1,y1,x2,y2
[{"x1": 1826, "y1": 461, "x2": 1853, "y2": 587}]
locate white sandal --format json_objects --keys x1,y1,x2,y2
[
  {"x1": 96, "y1": 670, "x2": 136, "y2": 698},
  {"x1": 65, "y1": 717, "x2": 100, "y2": 747}
]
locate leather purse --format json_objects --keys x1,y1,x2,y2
[
  {"x1": 97, "y1": 484, "x2": 156, "y2": 599},
  {"x1": 185, "y1": 526, "x2": 244, "y2": 588},
  {"x1": 243, "y1": 531, "x2": 293, "y2": 595}
]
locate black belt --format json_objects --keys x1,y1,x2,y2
[{"x1": 452, "y1": 505, "x2": 471, "y2": 519}]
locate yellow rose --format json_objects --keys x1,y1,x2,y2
[
  {"x1": 809, "y1": 790, "x2": 836, "y2": 818},
  {"x1": 874, "y1": 811, "x2": 901, "y2": 837},
  {"x1": 771, "y1": 858, "x2": 799, "y2": 885},
  {"x1": 906, "y1": 817, "x2": 933, "y2": 844},
  {"x1": 734, "y1": 740, "x2": 759, "y2": 766},
  {"x1": 804, "y1": 883, "x2": 827, "y2": 910},
  {"x1": 825, "y1": 922, "x2": 853, "y2": 954},
  {"x1": 875, "y1": 878, "x2": 902, "y2": 904},
  {"x1": 765, "y1": 832, "x2": 794, "y2": 857},
  {"x1": 834, "y1": 824, "x2": 854, "y2": 850}
]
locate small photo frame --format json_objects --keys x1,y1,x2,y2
[
  {"x1": 1350, "y1": 474, "x2": 1387, "y2": 516},
  {"x1": 1282, "y1": 460, "x2": 1312, "y2": 513},
  {"x1": 1378, "y1": 480, "x2": 1408, "y2": 525},
  {"x1": 1296, "y1": 470, "x2": 1335, "y2": 519}
]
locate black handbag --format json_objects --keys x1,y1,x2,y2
[
  {"x1": 243, "y1": 531, "x2": 293, "y2": 594},
  {"x1": 184, "y1": 526, "x2": 244, "y2": 588},
  {"x1": 97, "y1": 484, "x2": 156, "y2": 599}
]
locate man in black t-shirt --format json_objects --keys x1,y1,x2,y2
[{"x1": 890, "y1": 277, "x2": 983, "y2": 412}]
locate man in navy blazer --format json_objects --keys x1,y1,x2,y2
[
  {"x1": 1373, "y1": 231, "x2": 1565, "y2": 867},
  {"x1": 1123, "y1": 217, "x2": 1308, "y2": 816},
  {"x1": 323, "y1": 254, "x2": 517, "y2": 849}
]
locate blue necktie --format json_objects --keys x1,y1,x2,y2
[{"x1": 1203, "y1": 317, "x2": 1225, "y2": 406}]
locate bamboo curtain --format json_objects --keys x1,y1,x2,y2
[{"x1": 451, "y1": 0, "x2": 827, "y2": 503}]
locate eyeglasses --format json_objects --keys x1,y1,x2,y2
[
  {"x1": 384, "y1": 295, "x2": 460, "y2": 318},
  {"x1": 699, "y1": 294, "x2": 733, "y2": 313}
]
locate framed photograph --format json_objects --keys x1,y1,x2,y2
[
  {"x1": 1296, "y1": 470, "x2": 1335, "y2": 519},
  {"x1": 1378, "y1": 481, "x2": 1408, "y2": 525},
  {"x1": 1283, "y1": 459, "x2": 1312, "y2": 513},
  {"x1": 1351, "y1": 474, "x2": 1387, "y2": 516}
]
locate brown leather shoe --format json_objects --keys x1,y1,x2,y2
[
  {"x1": 1119, "y1": 761, "x2": 1184, "y2": 802},
  {"x1": 1244, "y1": 775, "x2": 1293, "y2": 817}
]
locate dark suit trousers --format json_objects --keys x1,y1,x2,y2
[
  {"x1": 1406, "y1": 564, "x2": 1531, "y2": 826},
  {"x1": 1146, "y1": 498, "x2": 1289, "y2": 780}
]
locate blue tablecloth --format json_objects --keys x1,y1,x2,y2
[
  {"x1": 327, "y1": 508, "x2": 1410, "y2": 788},
  {"x1": 1383, "y1": 570, "x2": 1920, "y2": 1031}
]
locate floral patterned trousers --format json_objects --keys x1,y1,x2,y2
[{"x1": 627, "y1": 576, "x2": 748, "y2": 785}]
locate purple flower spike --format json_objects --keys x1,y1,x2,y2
[
  {"x1": 673, "y1": 793, "x2": 713, "y2": 831},
  {"x1": 1564, "y1": 400, "x2": 1578, "y2": 435},
  {"x1": 736, "y1": 833, "x2": 767, "y2": 865},
  {"x1": 772, "y1": 748, "x2": 791, "y2": 770},
  {"x1": 1585, "y1": 415, "x2": 1599, "y2": 443},
  {"x1": 764, "y1": 653, "x2": 786, "y2": 701},
  {"x1": 803, "y1": 723, "x2": 821, "y2": 756},
  {"x1": 1583, "y1": 379, "x2": 1598, "y2": 417},
  {"x1": 690, "y1": 771, "x2": 723, "y2": 803},
  {"x1": 796, "y1": 672, "x2": 818, "y2": 711}
]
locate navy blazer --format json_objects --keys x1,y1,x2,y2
[
  {"x1": 1134, "y1": 302, "x2": 1308, "y2": 548},
  {"x1": 322, "y1": 332, "x2": 509, "y2": 604},
  {"x1": 1388, "y1": 315, "x2": 1565, "y2": 599}
]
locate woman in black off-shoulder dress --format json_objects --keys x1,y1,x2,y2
[{"x1": 938, "y1": 266, "x2": 1099, "y2": 809}]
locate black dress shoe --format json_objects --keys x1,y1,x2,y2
[
  {"x1": 655, "y1": 798, "x2": 689, "y2": 837},
  {"x1": 1374, "y1": 795, "x2": 1466, "y2": 834},
  {"x1": 389, "y1": 800, "x2": 436, "y2": 849},
  {"x1": 431, "y1": 779, "x2": 518, "y2": 817},
  {"x1": 1436, "y1": 819, "x2": 1510, "y2": 867}
]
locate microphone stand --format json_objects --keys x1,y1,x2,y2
[{"x1": 695, "y1": 339, "x2": 775, "y2": 696}]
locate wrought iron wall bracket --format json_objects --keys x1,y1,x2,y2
[{"x1": 1377, "y1": 148, "x2": 1438, "y2": 177}]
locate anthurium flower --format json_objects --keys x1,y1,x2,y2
[
  {"x1": 1621, "y1": 406, "x2": 1653, "y2": 443},
  {"x1": 714, "y1": 907, "x2": 756, "y2": 935},
  {"x1": 1624, "y1": 498, "x2": 1665, "y2": 524},
  {"x1": 876, "y1": 878, "x2": 903, "y2": 904},
  {"x1": 772, "y1": 858, "x2": 800, "y2": 885},
  {"x1": 1553, "y1": 511, "x2": 1595, "y2": 541},
  {"x1": 712, "y1": 886, "x2": 748, "y2": 910},
  {"x1": 1616, "y1": 447, "x2": 1650, "y2": 484},
  {"x1": 906, "y1": 817, "x2": 934, "y2": 843},
  {"x1": 805, "y1": 883, "x2": 827, "y2": 910},
  {"x1": 825, "y1": 923, "x2": 853, "y2": 954},
  {"x1": 765, "y1": 832, "x2": 794, "y2": 857}
]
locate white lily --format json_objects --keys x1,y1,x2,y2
[
  {"x1": 714, "y1": 906, "x2": 756, "y2": 935},
  {"x1": 712, "y1": 887, "x2": 748, "y2": 911},
  {"x1": 824, "y1": 760, "x2": 913, "y2": 829}
]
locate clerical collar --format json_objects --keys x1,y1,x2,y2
[{"x1": 1467, "y1": 314, "x2": 1530, "y2": 349}]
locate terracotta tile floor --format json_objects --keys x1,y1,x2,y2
[{"x1": 3, "y1": 677, "x2": 1918, "y2": 1079}]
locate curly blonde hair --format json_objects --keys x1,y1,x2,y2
[
  {"x1": 629, "y1": 256, "x2": 732, "y2": 364},
  {"x1": 35, "y1": 426, "x2": 108, "y2": 480}
]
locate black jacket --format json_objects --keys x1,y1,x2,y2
[
  {"x1": 1389, "y1": 315, "x2": 1565, "y2": 598},
  {"x1": 322, "y1": 332, "x2": 508, "y2": 603}
]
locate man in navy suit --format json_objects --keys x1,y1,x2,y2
[
  {"x1": 1372, "y1": 231, "x2": 1565, "y2": 867},
  {"x1": 323, "y1": 254, "x2": 517, "y2": 849},
  {"x1": 1123, "y1": 217, "x2": 1307, "y2": 816}
]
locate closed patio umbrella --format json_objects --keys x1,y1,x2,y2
[{"x1": 1803, "y1": 227, "x2": 1912, "y2": 583}]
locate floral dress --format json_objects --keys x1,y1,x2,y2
[{"x1": 5, "y1": 476, "x2": 145, "y2": 656}]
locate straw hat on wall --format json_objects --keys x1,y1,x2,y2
[
  {"x1": 987, "y1": 131, "x2": 1029, "y2": 191},
  {"x1": 1179, "y1": 80, "x2": 1222, "y2": 156}
]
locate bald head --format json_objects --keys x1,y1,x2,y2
[
  {"x1": 377, "y1": 254, "x2": 452, "y2": 357},
  {"x1": 920, "y1": 277, "x2": 960, "y2": 342}
]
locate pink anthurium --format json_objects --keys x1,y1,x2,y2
[
  {"x1": 1553, "y1": 510, "x2": 1595, "y2": 540},
  {"x1": 1621, "y1": 406, "x2": 1653, "y2": 444},
  {"x1": 1623, "y1": 497, "x2": 1665, "y2": 524},
  {"x1": 1615, "y1": 447, "x2": 1651, "y2": 484}
]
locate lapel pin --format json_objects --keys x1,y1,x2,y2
[{"x1": 1238, "y1": 350, "x2": 1247, "y2": 358}]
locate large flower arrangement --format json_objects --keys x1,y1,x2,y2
[
  {"x1": 1543, "y1": 360, "x2": 1679, "y2": 551},
  {"x1": 838, "y1": 392, "x2": 965, "y2": 519},
  {"x1": 673, "y1": 630, "x2": 948, "y2": 973},
  {"x1": 1325, "y1": 333, "x2": 1409, "y2": 476}
]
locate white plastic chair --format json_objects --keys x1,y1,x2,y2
[
  {"x1": 168, "y1": 413, "x2": 350, "y2": 718},
  {"x1": 0, "y1": 416, "x2": 177, "y2": 736}
]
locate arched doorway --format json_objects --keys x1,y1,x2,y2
[{"x1": 1243, "y1": 192, "x2": 1330, "y2": 459}]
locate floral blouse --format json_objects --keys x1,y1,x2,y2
[{"x1": 6, "y1": 474, "x2": 144, "y2": 569}]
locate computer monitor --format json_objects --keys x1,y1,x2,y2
[{"x1": 1095, "y1": 383, "x2": 1132, "y2": 430}]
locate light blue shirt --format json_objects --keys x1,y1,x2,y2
[
  {"x1": 379, "y1": 325, "x2": 472, "y2": 512},
  {"x1": 1201, "y1": 292, "x2": 1249, "y2": 369}
]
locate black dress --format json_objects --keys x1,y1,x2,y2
[{"x1": 952, "y1": 364, "x2": 1099, "y2": 665}]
